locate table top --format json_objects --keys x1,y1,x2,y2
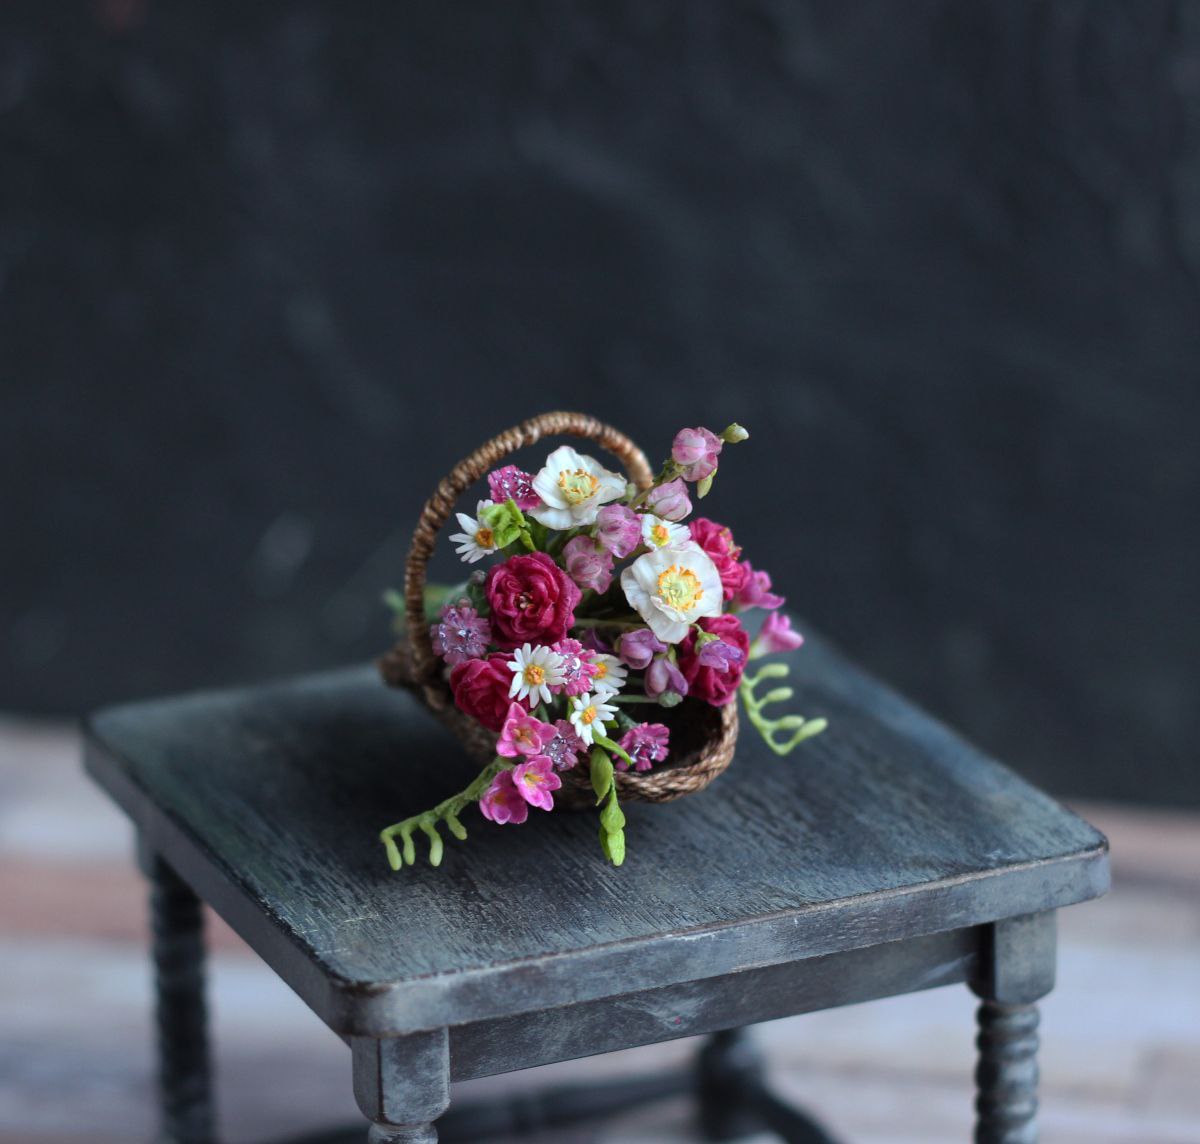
[{"x1": 84, "y1": 631, "x2": 1108, "y2": 1037}]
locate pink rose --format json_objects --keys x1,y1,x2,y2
[
  {"x1": 562, "y1": 536, "x2": 614, "y2": 593},
  {"x1": 678, "y1": 615, "x2": 751, "y2": 706},
  {"x1": 672, "y1": 427, "x2": 722, "y2": 481},
  {"x1": 449, "y1": 654, "x2": 525, "y2": 732},
  {"x1": 484, "y1": 552, "x2": 582, "y2": 650},
  {"x1": 689, "y1": 517, "x2": 749, "y2": 601}
]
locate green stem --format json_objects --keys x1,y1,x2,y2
[
  {"x1": 611, "y1": 694, "x2": 659, "y2": 705},
  {"x1": 572, "y1": 617, "x2": 642, "y2": 631},
  {"x1": 379, "y1": 757, "x2": 509, "y2": 870}
]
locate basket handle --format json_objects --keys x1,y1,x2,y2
[{"x1": 404, "y1": 411, "x2": 654, "y2": 690}]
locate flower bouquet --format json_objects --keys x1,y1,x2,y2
[{"x1": 378, "y1": 411, "x2": 826, "y2": 870}]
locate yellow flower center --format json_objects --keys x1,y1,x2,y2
[
  {"x1": 656, "y1": 565, "x2": 704, "y2": 612},
  {"x1": 580, "y1": 705, "x2": 598, "y2": 725},
  {"x1": 650, "y1": 523, "x2": 670, "y2": 546},
  {"x1": 523, "y1": 664, "x2": 545, "y2": 685},
  {"x1": 522, "y1": 770, "x2": 542, "y2": 787},
  {"x1": 558, "y1": 467, "x2": 600, "y2": 506},
  {"x1": 514, "y1": 726, "x2": 536, "y2": 747},
  {"x1": 475, "y1": 526, "x2": 494, "y2": 548},
  {"x1": 593, "y1": 662, "x2": 608, "y2": 680}
]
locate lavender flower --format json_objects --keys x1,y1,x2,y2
[
  {"x1": 617, "y1": 723, "x2": 670, "y2": 772},
  {"x1": 430, "y1": 600, "x2": 491, "y2": 666},
  {"x1": 732, "y1": 561, "x2": 785, "y2": 611},
  {"x1": 696, "y1": 638, "x2": 745, "y2": 672},
  {"x1": 618, "y1": 628, "x2": 668, "y2": 670},
  {"x1": 594, "y1": 504, "x2": 642, "y2": 558}
]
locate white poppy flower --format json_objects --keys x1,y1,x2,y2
[
  {"x1": 620, "y1": 541, "x2": 723, "y2": 644},
  {"x1": 568, "y1": 693, "x2": 620, "y2": 746},
  {"x1": 507, "y1": 643, "x2": 567, "y2": 706},
  {"x1": 448, "y1": 500, "x2": 498, "y2": 563},
  {"x1": 530, "y1": 445, "x2": 627, "y2": 530},
  {"x1": 588, "y1": 653, "x2": 628, "y2": 697},
  {"x1": 639, "y1": 513, "x2": 691, "y2": 551}
]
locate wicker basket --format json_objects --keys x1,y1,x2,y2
[{"x1": 379, "y1": 411, "x2": 738, "y2": 810}]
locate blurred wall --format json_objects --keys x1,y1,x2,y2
[{"x1": 2, "y1": 2, "x2": 1197, "y2": 804}]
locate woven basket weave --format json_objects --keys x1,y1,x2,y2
[{"x1": 379, "y1": 410, "x2": 738, "y2": 810}]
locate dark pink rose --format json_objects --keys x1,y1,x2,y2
[
  {"x1": 449, "y1": 654, "x2": 524, "y2": 732},
  {"x1": 678, "y1": 615, "x2": 751, "y2": 706},
  {"x1": 689, "y1": 517, "x2": 749, "y2": 601},
  {"x1": 484, "y1": 551, "x2": 582, "y2": 650}
]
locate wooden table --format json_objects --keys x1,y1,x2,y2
[{"x1": 83, "y1": 633, "x2": 1108, "y2": 1144}]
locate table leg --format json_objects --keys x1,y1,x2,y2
[
  {"x1": 144, "y1": 850, "x2": 216, "y2": 1144},
  {"x1": 970, "y1": 911, "x2": 1056, "y2": 1144},
  {"x1": 353, "y1": 1030, "x2": 450, "y2": 1144}
]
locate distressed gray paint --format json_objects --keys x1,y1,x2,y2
[{"x1": 84, "y1": 630, "x2": 1107, "y2": 1040}]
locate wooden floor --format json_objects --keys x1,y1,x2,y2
[{"x1": 0, "y1": 717, "x2": 1197, "y2": 1143}]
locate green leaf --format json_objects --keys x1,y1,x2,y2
[
  {"x1": 381, "y1": 832, "x2": 402, "y2": 871},
  {"x1": 600, "y1": 792, "x2": 626, "y2": 834},
  {"x1": 420, "y1": 820, "x2": 444, "y2": 867},
  {"x1": 600, "y1": 826, "x2": 626, "y2": 866},
  {"x1": 590, "y1": 747, "x2": 614, "y2": 801},
  {"x1": 444, "y1": 812, "x2": 468, "y2": 841},
  {"x1": 479, "y1": 499, "x2": 526, "y2": 549}
]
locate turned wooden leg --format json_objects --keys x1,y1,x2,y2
[
  {"x1": 145, "y1": 850, "x2": 215, "y2": 1144},
  {"x1": 970, "y1": 911, "x2": 1056, "y2": 1144},
  {"x1": 353, "y1": 1030, "x2": 449, "y2": 1144},
  {"x1": 975, "y1": 1002, "x2": 1040, "y2": 1143}
]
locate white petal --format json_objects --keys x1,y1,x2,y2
[
  {"x1": 644, "y1": 609, "x2": 689, "y2": 644},
  {"x1": 455, "y1": 512, "x2": 477, "y2": 532},
  {"x1": 529, "y1": 503, "x2": 577, "y2": 529}
]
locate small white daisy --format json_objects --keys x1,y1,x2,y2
[
  {"x1": 448, "y1": 500, "x2": 498, "y2": 564},
  {"x1": 639, "y1": 513, "x2": 690, "y2": 551},
  {"x1": 507, "y1": 643, "x2": 567, "y2": 706},
  {"x1": 568, "y1": 692, "x2": 620, "y2": 746},
  {"x1": 588, "y1": 653, "x2": 628, "y2": 697}
]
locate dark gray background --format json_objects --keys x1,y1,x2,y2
[{"x1": 2, "y1": 2, "x2": 1196, "y2": 804}]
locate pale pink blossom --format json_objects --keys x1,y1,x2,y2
[
  {"x1": 594, "y1": 504, "x2": 641, "y2": 558},
  {"x1": 732, "y1": 561, "x2": 785, "y2": 611},
  {"x1": 645, "y1": 478, "x2": 692, "y2": 522},
  {"x1": 753, "y1": 612, "x2": 804, "y2": 656}
]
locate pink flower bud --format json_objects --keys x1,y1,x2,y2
[
  {"x1": 754, "y1": 612, "x2": 804, "y2": 656},
  {"x1": 618, "y1": 628, "x2": 668, "y2": 670},
  {"x1": 645, "y1": 478, "x2": 692, "y2": 522},
  {"x1": 594, "y1": 504, "x2": 641, "y2": 557},
  {"x1": 671, "y1": 427, "x2": 722, "y2": 482},
  {"x1": 562, "y1": 536, "x2": 613, "y2": 593}
]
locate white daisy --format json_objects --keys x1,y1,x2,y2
[
  {"x1": 639, "y1": 513, "x2": 690, "y2": 551},
  {"x1": 568, "y1": 692, "x2": 620, "y2": 746},
  {"x1": 588, "y1": 653, "x2": 628, "y2": 697},
  {"x1": 507, "y1": 643, "x2": 567, "y2": 706},
  {"x1": 620, "y1": 540, "x2": 723, "y2": 644},
  {"x1": 448, "y1": 500, "x2": 498, "y2": 564},
  {"x1": 530, "y1": 445, "x2": 627, "y2": 530}
]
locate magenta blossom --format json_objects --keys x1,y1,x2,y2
[
  {"x1": 617, "y1": 723, "x2": 670, "y2": 772},
  {"x1": 672, "y1": 427, "x2": 722, "y2": 481},
  {"x1": 511, "y1": 756, "x2": 562, "y2": 810},
  {"x1": 753, "y1": 612, "x2": 804, "y2": 656},
  {"x1": 645, "y1": 656, "x2": 688, "y2": 700},
  {"x1": 551, "y1": 638, "x2": 599, "y2": 697},
  {"x1": 479, "y1": 770, "x2": 529, "y2": 825},
  {"x1": 496, "y1": 704, "x2": 557, "y2": 758},
  {"x1": 696, "y1": 638, "x2": 745, "y2": 672},
  {"x1": 618, "y1": 628, "x2": 668, "y2": 670},
  {"x1": 594, "y1": 504, "x2": 641, "y2": 558},
  {"x1": 543, "y1": 720, "x2": 585, "y2": 770},
  {"x1": 487, "y1": 465, "x2": 541, "y2": 511},
  {"x1": 732, "y1": 561, "x2": 785, "y2": 610},
  {"x1": 430, "y1": 599, "x2": 491, "y2": 665},
  {"x1": 645, "y1": 478, "x2": 692, "y2": 522},
  {"x1": 562, "y1": 536, "x2": 614, "y2": 593}
]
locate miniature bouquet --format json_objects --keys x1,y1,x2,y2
[{"x1": 378, "y1": 411, "x2": 826, "y2": 870}]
